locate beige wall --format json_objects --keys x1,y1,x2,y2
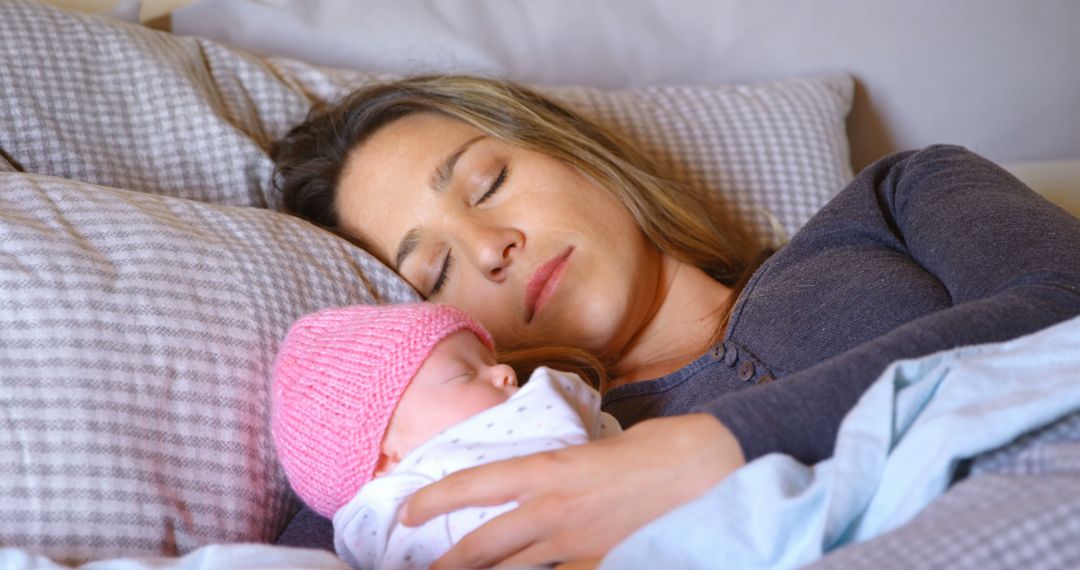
[{"x1": 42, "y1": 0, "x2": 198, "y2": 22}]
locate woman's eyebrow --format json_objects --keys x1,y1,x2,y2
[
  {"x1": 394, "y1": 134, "x2": 487, "y2": 271},
  {"x1": 430, "y1": 134, "x2": 486, "y2": 194},
  {"x1": 395, "y1": 228, "x2": 422, "y2": 272}
]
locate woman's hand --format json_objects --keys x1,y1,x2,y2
[{"x1": 399, "y1": 413, "x2": 746, "y2": 568}]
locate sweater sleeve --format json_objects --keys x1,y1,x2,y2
[{"x1": 695, "y1": 145, "x2": 1080, "y2": 465}]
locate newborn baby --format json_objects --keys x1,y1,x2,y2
[{"x1": 271, "y1": 303, "x2": 620, "y2": 570}]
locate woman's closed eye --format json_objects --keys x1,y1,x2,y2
[
  {"x1": 476, "y1": 165, "x2": 508, "y2": 205},
  {"x1": 428, "y1": 165, "x2": 510, "y2": 297},
  {"x1": 429, "y1": 251, "x2": 453, "y2": 297}
]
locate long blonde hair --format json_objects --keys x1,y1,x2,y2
[{"x1": 273, "y1": 75, "x2": 764, "y2": 383}]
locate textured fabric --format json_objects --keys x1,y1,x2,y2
[
  {"x1": 0, "y1": 173, "x2": 417, "y2": 564},
  {"x1": 602, "y1": 336, "x2": 772, "y2": 427},
  {"x1": 0, "y1": 0, "x2": 309, "y2": 208},
  {"x1": 273, "y1": 508, "x2": 335, "y2": 553},
  {"x1": 0, "y1": 153, "x2": 15, "y2": 172},
  {"x1": 0, "y1": 0, "x2": 853, "y2": 246},
  {"x1": 811, "y1": 474, "x2": 1080, "y2": 570},
  {"x1": 545, "y1": 80, "x2": 852, "y2": 246},
  {"x1": 602, "y1": 146, "x2": 1080, "y2": 466},
  {"x1": 0, "y1": 543, "x2": 350, "y2": 570},
  {"x1": 809, "y1": 413, "x2": 1080, "y2": 569},
  {"x1": 271, "y1": 303, "x2": 495, "y2": 518},
  {"x1": 970, "y1": 405, "x2": 1080, "y2": 478},
  {"x1": 268, "y1": 57, "x2": 854, "y2": 246},
  {"x1": 601, "y1": 315, "x2": 1080, "y2": 569},
  {"x1": 334, "y1": 367, "x2": 620, "y2": 570}
]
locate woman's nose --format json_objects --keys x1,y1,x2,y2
[{"x1": 469, "y1": 227, "x2": 522, "y2": 281}]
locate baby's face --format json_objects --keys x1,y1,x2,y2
[{"x1": 381, "y1": 330, "x2": 519, "y2": 459}]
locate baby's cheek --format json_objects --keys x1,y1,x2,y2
[
  {"x1": 476, "y1": 394, "x2": 509, "y2": 415},
  {"x1": 451, "y1": 393, "x2": 504, "y2": 425}
]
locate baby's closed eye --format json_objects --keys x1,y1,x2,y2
[{"x1": 442, "y1": 371, "x2": 472, "y2": 383}]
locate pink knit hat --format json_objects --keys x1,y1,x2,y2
[{"x1": 270, "y1": 303, "x2": 495, "y2": 518}]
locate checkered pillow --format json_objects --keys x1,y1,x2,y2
[
  {"x1": 557, "y1": 80, "x2": 853, "y2": 244},
  {"x1": 0, "y1": 172, "x2": 417, "y2": 564},
  {"x1": 0, "y1": 0, "x2": 308, "y2": 208}
]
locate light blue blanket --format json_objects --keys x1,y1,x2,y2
[{"x1": 602, "y1": 315, "x2": 1080, "y2": 570}]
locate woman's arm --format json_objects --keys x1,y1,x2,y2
[
  {"x1": 703, "y1": 145, "x2": 1080, "y2": 464},
  {"x1": 401, "y1": 413, "x2": 744, "y2": 568}
]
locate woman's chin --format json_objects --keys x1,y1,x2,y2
[{"x1": 540, "y1": 301, "x2": 616, "y2": 352}]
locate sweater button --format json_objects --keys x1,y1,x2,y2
[
  {"x1": 723, "y1": 344, "x2": 738, "y2": 366},
  {"x1": 711, "y1": 343, "x2": 726, "y2": 360},
  {"x1": 738, "y1": 360, "x2": 755, "y2": 382}
]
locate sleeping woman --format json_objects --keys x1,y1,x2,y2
[{"x1": 271, "y1": 75, "x2": 1080, "y2": 568}]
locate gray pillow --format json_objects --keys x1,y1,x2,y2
[
  {"x1": 0, "y1": 172, "x2": 417, "y2": 564},
  {"x1": 0, "y1": 0, "x2": 308, "y2": 208}
]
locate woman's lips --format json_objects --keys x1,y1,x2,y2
[{"x1": 524, "y1": 247, "x2": 573, "y2": 323}]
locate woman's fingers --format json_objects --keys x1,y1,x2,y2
[
  {"x1": 429, "y1": 506, "x2": 543, "y2": 569},
  {"x1": 497, "y1": 536, "x2": 600, "y2": 569},
  {"x1": 408, "y1": 413, "x2": 746, "y2": 567},
  {"x1": 400, "y1": 454, "x2": 542, "y2": 526},
  {"x1": 432, "y1": 489, "x2": 609, "y2": 569}
]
